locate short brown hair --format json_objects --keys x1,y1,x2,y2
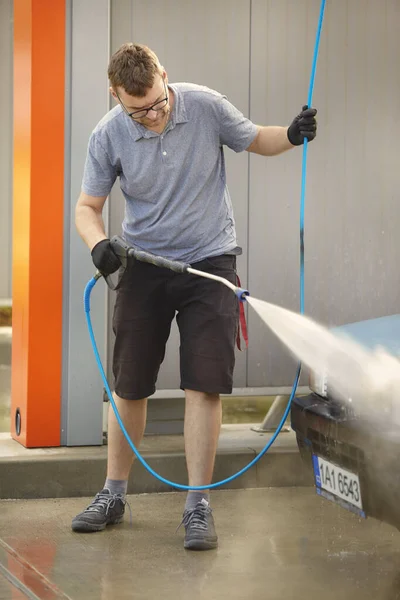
[{"x1": 108, "y1": 43, "x2": 162, "y2": 97}]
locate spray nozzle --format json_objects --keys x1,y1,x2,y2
[{"x1": 236, "y1": 288, "x2": 250, "y2": 301}]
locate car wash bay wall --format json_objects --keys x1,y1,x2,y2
[{"x1": 107, "y1": 0, "x2": 400, "y2": 391}]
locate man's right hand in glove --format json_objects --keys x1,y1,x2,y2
[{"x1": 91, "y1": 239, "x2": 122, "y2": 277}]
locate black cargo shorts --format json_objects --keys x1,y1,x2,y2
[{"x1": 112, "y1": 254, "x2": 239, "y2": 400}]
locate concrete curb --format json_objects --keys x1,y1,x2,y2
[{"x1": 0, "y1": 429, "x2": 313, "y2": 499}]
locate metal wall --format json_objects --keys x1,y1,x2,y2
[
  {"x1": 248, "y1": 0, "x2": 400, "y2": 386},
  {"x1": 0, "y1": 0, "x2": 397, "y2": 444},
  {"x1": 107, "y1": 0, "x2": 400, "y2": 390},
  {"x1": 0, "y1": 0, "x2": 13, "y2": 300},
  {"x1": 62, "y1": 0, "x2": 110, "y2": 445}
]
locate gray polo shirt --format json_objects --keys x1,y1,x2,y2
[{"x1": 82, "y1": 83, "x2": 258, "y2": 263}]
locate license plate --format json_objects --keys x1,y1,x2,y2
[{"x1": 312, "y1": 455, "x2": 365, "y2": 516}]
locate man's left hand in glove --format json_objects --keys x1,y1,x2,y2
[{"x1": 287, "y1": 105, "x2": 318, "y2": 146}]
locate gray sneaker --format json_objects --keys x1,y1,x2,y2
[
  {"x1": 71, "y1": 489, "x2": 126, "y2": 532},
  {"x1": 179, "y1": 498, "x2": 218, "y2": 550}
]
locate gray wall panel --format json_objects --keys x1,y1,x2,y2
[
  {"x1": 89, "y1": 0, "x2": 400, "y2": 398},
  {"x1": 248, "y1": 0, "x2": 315, "y2": 386},
  {"x1": 108, "y1": 0, "x2": 252, "y2": 390},
  {"x1": 64, "y1": 0, "x2": 110, "y2": 445},
  {"x1": 248, "y1": 0, "x2": 400, "y2": 387},
  {"x1": 0, "y1": 0, "x2": 13, "y2": 300}
]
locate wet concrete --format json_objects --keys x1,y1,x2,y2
[
  {"x1": 0, "y1": 488, "x2": 400, "y2": 599},
  {"x1": 0, "y1": 573, "x2": 20, "y2": 599}
]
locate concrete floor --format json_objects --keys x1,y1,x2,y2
[{"x1": 1, "y1": 488, "x2": 400, "y2": 600}]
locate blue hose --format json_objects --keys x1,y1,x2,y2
[{"x1": 84, "y1": 0, "x2": 326, "y2": 491}]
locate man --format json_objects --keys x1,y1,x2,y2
[{"x1": 73, "y1": 43, "x2": 317, "y2": 550}]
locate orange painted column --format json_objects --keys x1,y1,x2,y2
[{"x1": 11, "y1": 0, "x2": 65, "y2": 447}]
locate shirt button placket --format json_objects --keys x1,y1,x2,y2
[{"x1": 160, "y1": 136, "x2": 167, "y2": 159}]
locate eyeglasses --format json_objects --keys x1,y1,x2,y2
[{"x1": 116, "y1": 80, "x2": 169, "y2": 120}]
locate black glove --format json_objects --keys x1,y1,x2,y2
[
  {"x1": 91, "y1": 239, "x2": 122, "y2": 276},
  {"x1": 287, "y1": 105, "x2": 317, "y2": 146}
]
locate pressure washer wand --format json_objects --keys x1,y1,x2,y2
[
  {"x1": 108, "y1": 235, "x2": 249, "y2": 301},
  {"x1": 187, "y1": 267, "x2": 249, "y2": 300}
]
